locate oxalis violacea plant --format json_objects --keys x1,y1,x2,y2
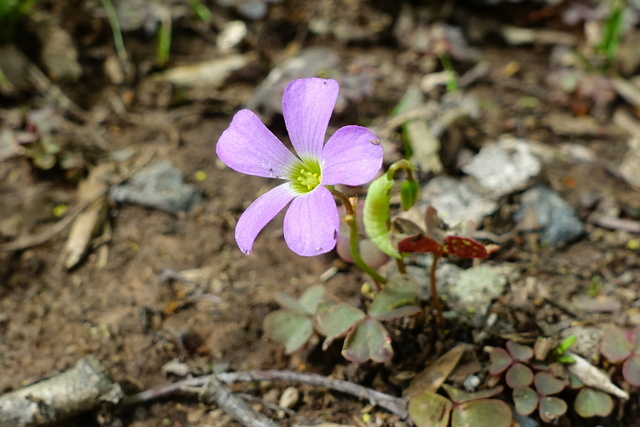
[
  {"x1": 215, "y1": 77, "x2": 494, "y2": 363},
  {"x1": 216, "y1": 78, "x2": 634, "y2": 426},
  {"x1": 487, "y1": 337, "x2": 618, "y2": 422}
]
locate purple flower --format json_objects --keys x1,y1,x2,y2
[{"x1": 216, "y1": 78, "x2": 383, "y2": 256}]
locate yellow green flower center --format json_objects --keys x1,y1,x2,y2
[{"x1": 290, "y1": 159, "x2": 322, "y2": 194}]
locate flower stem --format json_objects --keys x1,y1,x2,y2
[
  {"x1": 386, "y1": 159, "x2": 416, "y2": 181},
  {"x1": 430, "y1": 253, "x2": 444, "y2": 328},
  {"x1": 348, "y1": 215, "x2": 387, "y2": 288},
  {"x1": 330, "y1": 188, "x2": 387, "y2": 287},
  {"x1": 331, "y1": 188, "x2": 354, "y2": 216}
]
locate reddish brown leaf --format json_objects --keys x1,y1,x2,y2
[
  {"x1": 441, "y1": 236, "x2": 488, "y2": 259},
  {"x1": 398, "y1": 235, "x2": 443, "y2": 254}
]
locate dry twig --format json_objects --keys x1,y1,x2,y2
[
  {"x1": 122, "y1": 370, "x2": 409, "y2": 420},
  {"x1": 199, "y1": 377, "x2": 281, "y2": 427}
]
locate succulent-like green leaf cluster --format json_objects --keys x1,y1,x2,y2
[
  {"x1": 568, "y1": 372, "x2": 614, "y2": 418},
  {"x1": 408, "y1": 384, "x2": 511, "y2": 427},
  {"x1": 264, "y1": 277, "x2": 421, "y2": 363},
  {"x1": 489, "y1": 341, "x2": 569, "y2": 423},
  {"x1": 490, "y1": 339, "x2": 616, "y2": 422},
  {"x1": 600, "y1": 325, "x2": 640, "y2": 387}
]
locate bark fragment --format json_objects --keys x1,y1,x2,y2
[{"x1": 0, "y1": 356, "x2": 122, "y2": 427}]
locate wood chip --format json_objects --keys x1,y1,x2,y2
[{"x1": 61, "y1": 163, "x2": 112, "y2": 269}]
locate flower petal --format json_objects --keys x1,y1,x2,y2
[
  {"x1": 282, "y1": 78, "x2": 338, "y2": 160},
  {"x1": 216, "y1": 109, "x2": 297, "y2": 178},
  {"x1": 283, "y1": 186, "x2": 339, "y2": 256},
  {"x1": 321, "y1": 125, "x2": 383, "y2": 186},
  {"x1": 236, "y1": 183, "x2": 296, "y2": 254}
]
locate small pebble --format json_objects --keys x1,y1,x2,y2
[
  {"x1": 278, "y1": 386, "x2": 299, "y2": 409},
  {"x1": 161, "y1": 358, "x2": 190, "y2": 377},
  {"x1": 463, "y1": 375, "x2": 481, "y2": 391},
  {"x1": 262, "y1": 388, "x2": 280, "y2": 404}
]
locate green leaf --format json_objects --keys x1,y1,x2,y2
[
  {"x1": 408, "y1": 390, "x2": 453, "y2": 427},
  {"x1": 363, "y1": 174, "x2": 401, "y2": 259},
  {"x1": 400, "y1": 179, "x2": 419, "y2": 211},
  {"x1": 41, "y1": 137, "x2": 61, "y2": 154},
  {"x1": 597, "y1": 5, "x2": 624, "y2": 60},
  {"x1": 190, "y1": 0, "x2": 213, "y2": 21},
  {"x1": 370, "y1": 305, "x2": 421, "y2": 321},
  {"x1": 534, "y1": 372, "x2": 565, "y2": 396},
  {"x1": 342, "y1": 318, "x2": 393, "y2": 363},
  {"x1": 556, "y1": 335, "x2": 576, "y2": 355},
  {"x1": 275, "y1": 292, "x2": 307, "y2": 313},
  {"x1": 513, "y1": 386, "x2": 538, "y2": 416},
  {"x1": 316, "y1": 303, "x2": 365, "y2": 347},
  {"x1": 574, "y1": 387, "x2": 614, "y2": 418},
  {"x1": 567, "y1": 372, "x2": 584, "y2": 389},
  {"x1": 601, "y1": 325, "x2": 633, "y2": 362},
  {"x1": 369, "y1": 275, "x2": 418, "y2": 316},
  {"x1": 506, "y1": 363, "x2": 533, "y2": 389},
  {"x1": 622, "y1": 354, "x2": 640, "y2": 386},
  {"x1": 538, "y1": 396, "x2": 567, "y2": 423},
  {"x1": 488, "y1": 347, "x2": 512, "y2": 375},
  {"x1": 556, "y1": 355, "x2": 575, "y2": 364},
  {"x1": 442, "y1": 384, "x2": 504, "y2": 404},
  {"x1": 506, "y1": 340, "x2": 533, "y2": 361},
  {"x1": 263, "y1": 311, "x2": 313, "y2": 354},
  {"x1": 297, "y1": 285, "x2": 325, "y2": 314},
  {"x1": 631, "y1": 325, "x2": 640, "y2": 354},
  {"x1": 452, "y1": 399, "x2": 512, "y2": 427}
]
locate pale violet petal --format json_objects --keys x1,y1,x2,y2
[
  {"x1": 282, "y1": 78, "x2": 338, "y2": 160},
  {"x1": 235, "y1": 183, "x2": 296, "y2": 255},
  {"x1": 216, "y1": 109, "x2": 297, "y2": 178},
  {"x1": 321, "y1": 125, "x2": 383, "y2": 186},
  {"x1": 283, "y1": 186, "x2": 339, "y2": 256}
]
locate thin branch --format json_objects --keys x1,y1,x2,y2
[
  {"x1": 236, "y1": 393, "x2": 309, "y2": 423},
  {"x1": 122, "y1": 370, "x2": 408, "y2": 420},
  {"x1": 218, "y1": 371, "x2": 408, "y2": 418},
  {"x1": 430, "y1": 253, "x2": 445, "y2": 328},
  {"x1": 199, "y1": 377, "x2": 281, "y2": 427}
]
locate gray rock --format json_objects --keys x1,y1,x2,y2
[
  {"x1": 462, "y1": 138, "x2": 542, "y2": 198},
  {"x1": 517, "y1": 184, "x2": 584, "y2": 246},
  {"x1": 447, "y1": 266, "x2": 509, "y2": 325},
  {"x1": 110, "y1": 160, "x2": 201, "y2": 214},
  {"x1": 420, "y1": 176, "x2": 497, "y2": 226},
  {"x1": 408, "y1": 258, "x2": 514, "y2": 327}
]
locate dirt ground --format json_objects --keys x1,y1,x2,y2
[{"x1": 1, "y1": 1, "x2": 640, "y2": 426}]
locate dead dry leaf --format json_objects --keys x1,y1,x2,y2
[
  {"x1": 403, "y1": 344, "x2": 465, "y2": 399},
  {"x1": 567, "y1": 353, "x2": 629, "y2": 400}
]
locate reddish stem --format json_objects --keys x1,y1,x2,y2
[{"x1": 430, "y1": 253, "x2": 444, "y2": 328}]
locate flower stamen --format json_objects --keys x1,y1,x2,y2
[{"x1": 290, "y1": 160, "x2": 322, "y2": 194}]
